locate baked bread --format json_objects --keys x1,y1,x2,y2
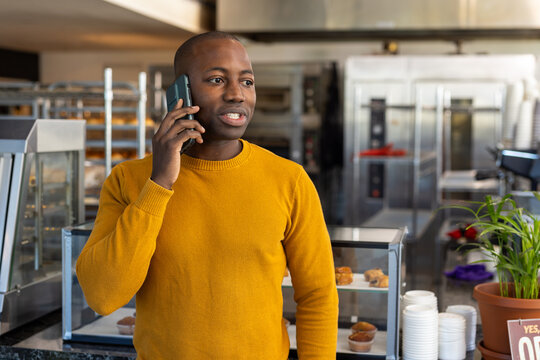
[
  {"x1": 349, "y1": 332, "x2": 373, "y2": 342},
  {"x1": 369, "y1": 275, "x2": 389, "y2": 288},
  {"x1": 363, "y1": 268, "x2": 384, "y2": 282},
  {"x1": 116, "y1": 316, "x2": 136, "y2": 335},
  {"x1": 351, "y1": 321, "x2": 377, "y2": 333},
  {"x1": 348, "y1": 332, "x2": 375, "y2": 352},
  {"x1": 335, "y1": 266, "x2": 353, "y2": 285}
]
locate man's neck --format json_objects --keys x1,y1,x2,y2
[{"x1": 185, "y1": 139, "x2": 242, "y2": 161}]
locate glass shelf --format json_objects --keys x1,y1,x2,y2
[{"x1": 282, "y1": 274, "x2": 388, "y2": 293}]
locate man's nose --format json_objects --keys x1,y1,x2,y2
[{"x1": 223, "y1": 81, "x2": 245, "y2": 102}]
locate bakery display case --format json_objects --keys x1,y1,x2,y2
[
  {"x1": 0, "y1": 119, "x2": 85, "y2": 335},
  {"x1": 63, "y1": 222, "x2": 404, "y2": 357},
  {"x1": 283, "y1": 226, "x2": 405, "y2": 360},
  {"x1": 62, "y1": 222, "x2": 135, "y2": 345}
]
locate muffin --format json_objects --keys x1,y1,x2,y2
[
  {"x1": 351, "y1": 321, "x2": 377, "y2": 340},
  {"x1": 116, "y1": 316, "x2": 136, "y2": 335},
  {"x1": 348, "y1": 332, "x2": 375, "y2": 352}
]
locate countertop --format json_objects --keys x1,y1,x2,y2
[
  {"x1": 0, "y1": 310, "x2": 481, "y2": 359},
  {"x1": 0, "y1": 225, "x2": 486, "y2": 359},
  {"x1": 0, "y1": 310, "x2": 136, "y2": 359}
]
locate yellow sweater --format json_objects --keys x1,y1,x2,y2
[{"x1": 76, "y1": 140, "x2": 338, "y2": 359}]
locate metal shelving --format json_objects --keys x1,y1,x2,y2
[
  {"x1": 0, "y1": 70, "x2": 151, "y2": 220},
  {"x1": 44, "y1": 68, "x2": 148, "y2": 176}
]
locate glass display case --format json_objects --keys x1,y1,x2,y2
[
  {"x1": 62, "y1": 222, "x2": 135, "y2": 345},
  {"x1": 63, "y1": 223, "x2": 404, "y2": 358},
  {"x1": 283, "y1": 226, "x2": 404, "y2": 360},
  {"x1": 0, "y1": 119, "x2": 85, "y2": 334}
]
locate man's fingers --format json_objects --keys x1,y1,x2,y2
[
  {"x1": 172, "y1": 119, "x2": 205, "y2": 134},
  {"x1": 155, "y1": 103, "x2": 200, "y2": 137},
  {"x1": 174, "y1": 98, "x2": 184, "y2": 110},
  {"x1": 159, "y1": 120, "x2": 204, "y2": 144},
  {"x1": 161, "y1": 129, "x2": 204, "y2": 152}
]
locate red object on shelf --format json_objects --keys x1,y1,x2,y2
[
  {"x1": 446, "y1": 224, "x2": 478, "y2": 240},
  {"x1": 358, "y1": 143, "x2": 407, "y2": 157}
]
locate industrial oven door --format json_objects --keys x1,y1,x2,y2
[
  {"x1": 344, "y1": 80, "x2": 411, "y2": 226},
  {"x1": 416, "y1": 81, "x2": 506, "y2": 174}
]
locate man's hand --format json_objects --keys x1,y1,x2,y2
[{"x1": 151, "y1": 99, "x2": 204, "y2": 189}]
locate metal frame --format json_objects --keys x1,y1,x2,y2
[
  {"x1": 0, "y1": 152, "x2": 25, "y2": 296},
  {"x1": 327, "y1": 226, "x2": 405, "y2": 360},
  {"x1": 344, "y1": 80, "x2": 437, "y2": 240},
  {"x1": 62, "y1": 227, "x2": 73, "y2": 340},
  {"x1": 0, "y1": 82, "x2": 41, "y2": 120},
  {"x1": 0, "y1": 154, "x2": 12, "y2": 262}
]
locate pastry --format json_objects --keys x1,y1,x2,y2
[
  {"x1": 369, "y1": 275, "x2": 389, "y2": 288},
  {"x1": 335, "y1": 266, "x2": 353, "y2": 285},
  {"x1": 351, "y1": 321, "x2": 377, "y2": 340},
  {"x1": 351, "y1": 321, "x2": 377, "y2": 333},
  {"x1": 111, "y1": 152, "x2": 124, "y2": 161},
  {"x1": 86, "y1": 117, "x2": 103, "y2": 125},
  {"x1": 336, "y1": 266, "x2": 352, "y2": 273},
  {"x1": 349, "y1": 332, "x2": 373, "y2": 342},
  {"x1": 348, "y1": 332, "x2": 374, "y2": 352},
  {"x1": 116, "y1": 316, "x2": 136, "y2": 335},
  {"x1": 363, "y1": 268, "x2": 384, "y2": 282}
]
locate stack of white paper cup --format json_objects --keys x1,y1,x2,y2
[
  {"x1": 402, "y1": 290, "x2": 438, "y2": 309},
  {"x1": 438, "y1": 312, "x2": 466, "y2": 360},
  {"x1": 402, "y1": 304, "x2": 439, "y2": 360},
  {"x1": 446, "y1": 305, "x2": 477, "y2": 351},
  {"x1": 401, "y1": 290, "x2": 438, "y2": 330}
]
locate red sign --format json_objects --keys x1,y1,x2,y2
[{"x1": 508, "y1": 319, "x2": 540, "y2": 359}]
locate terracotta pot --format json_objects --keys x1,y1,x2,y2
[
  {"x1": 473, "y1": 282, "x2": 540, "y2": 355},
  {"x1": 477, "y1": 340, "x2": 511, "y2": 360}
]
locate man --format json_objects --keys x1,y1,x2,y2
[{"x1": 76, "y1": 31, "x2": 338, "y2": 360}]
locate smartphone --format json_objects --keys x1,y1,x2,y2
[{"x1": 166, "y1": 74, "x2": 196, "y2": 154}]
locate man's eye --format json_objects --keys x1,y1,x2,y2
[
  {"x1": 209, "y1": 78, "x2": 223, "y2": 84},
  {"x1": 243, "y1": 80, "x2": 254, "y2": 86}
]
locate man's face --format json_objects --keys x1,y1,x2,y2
[{"x1": 186, "y1": 38, "x2": 256, "y2": 142}]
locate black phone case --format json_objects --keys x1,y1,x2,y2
[{"x1": 166, "y1": 74, "x2": 196, "y2": 153}]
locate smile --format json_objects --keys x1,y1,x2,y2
[{"x1": 219, "y1": 112, "x2": 248, "y2": 127}]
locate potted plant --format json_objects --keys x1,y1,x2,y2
[{"x1": 447, "y1": 193, "x2": 540, "y2": 357}]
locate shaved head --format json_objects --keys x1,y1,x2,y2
[{"x1": 174, "y1": 31, "x2": 242, "y2": 77}]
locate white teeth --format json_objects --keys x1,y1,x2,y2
[{"x1": 225, "y1": 113, "x2": 241, "y2": 119}]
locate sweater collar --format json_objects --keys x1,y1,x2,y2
[{"x1": 180, "y1": 139, "x2": 251, "y2": 171}]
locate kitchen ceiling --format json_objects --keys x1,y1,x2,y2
[
  {"x1": 0, "y1": 0, "x2": 215, "y2": 52},
  {"x1": 218, "y1": 0, "x2": 540, "y2": 42}
]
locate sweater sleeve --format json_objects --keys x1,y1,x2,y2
[
  {"x1": 76, "y1": 165, "x2": 173, "y2": 315},
  {"x1": 283, "y1": 169, "x2": 339, "y2": 360}
]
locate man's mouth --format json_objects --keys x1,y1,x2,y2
[
  {"x1": 225, "y1": 113, "x2": 241, "y2": 120},
  {"x1": 219, "y1": 112, "x2": 247, "y2": 126}
]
